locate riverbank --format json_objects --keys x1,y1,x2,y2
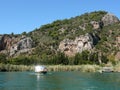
[
  {"x1": 0, "y1": 63, "x2": 100, "y2": 72},
  {"x1": 0, "y1": 64, "x2": 33, "y2": 72},
  {"x1": 0, "y1": 63, "x2": 120, "y2": 72},
  {"x1": 47, "y1": 65, "x2": 100, "y2": 72}
]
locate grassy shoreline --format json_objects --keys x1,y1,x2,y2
[
  {"x1": 0, "y1": 63, "x2": 120, "y2": 72},
  {"x1": 47, "y1": 65, "x2": 100, "y2": 72},
  {"x1": 0, "y1": 63, "x2": 33, "y2": 72},
  {"x1": 0, "y1": 63, "x2": 101, "y2": 72}
]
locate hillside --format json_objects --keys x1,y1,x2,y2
[{"x1": 0, "y1": 11, "x2": 120, "y2": 65}]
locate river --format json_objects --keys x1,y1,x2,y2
[{"x1": 0, "y1": 72, "x2": 120, "y2": 90}]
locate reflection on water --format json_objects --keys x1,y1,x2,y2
[
  {"x1": 0, "y1": 72, "x2": 120, "y2": 90},
  {"x1": 35, "y1": 73, "x2": 45, "y2": 81},
  {"x1": 35, "y1": 73, "x2": 42, "y2": 90},
  {"x1": 36, "y1": 74, "x2": 40, "y2": 80}
]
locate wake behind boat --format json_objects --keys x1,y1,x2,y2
[{"x1": 34, "y1": 65, "x2": 47, "y2": 74}]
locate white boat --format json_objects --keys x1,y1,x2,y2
[{"x1": 35, "y1": 65, "x2": 47, "y2": 74}]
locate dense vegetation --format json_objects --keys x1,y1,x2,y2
[{"x1": 0, "y1": 11, "x2": 120, "y2": 65}]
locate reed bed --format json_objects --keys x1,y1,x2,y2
[
  {"x1": 47, "y1": 65, "x2": 82, "y2": 71},
  {"x1": 47, "y1": 64, "x2": 100, "y2": 72},
  {"x1": 0, "y1": 63, "x2": 100, "y2": 72},
  {"x1": 80, "y1": 64, "x2": 100, "y2": 72},
  {"x1": 0, "y1": 63, "x2": 34, "y2": 72}
]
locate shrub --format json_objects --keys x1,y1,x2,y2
[{"x1": 0, "y1": 53, "x2": 7, "y2": 64}]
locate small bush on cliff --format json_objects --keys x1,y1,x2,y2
[{"x1": 0, "y1": 53, "x2": 7, "y2": 64}]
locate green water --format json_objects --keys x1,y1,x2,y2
[{"x1": 0, "y1": 72, "x2": 120, "y2": 90}]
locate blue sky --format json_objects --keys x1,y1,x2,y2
[{"x1": 0, "y1": 0, "x2": 120, "y2": 34}]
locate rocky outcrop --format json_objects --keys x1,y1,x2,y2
[
  {"x1": 59, "y1": 33, "x2": 99, "y2": 56},
  {"x1": 10, "y1": 37, "x2": 33, "y2": 56},
  {"x1": 90, "y1": 21, "x2": 100, "y2": 29},
  {"x1": 90, "y1": 21, "x2": 104, "y2": 29},
  {"x1": 102, "y1": 13, "x2": 119, "y2": 26},
  {"x1": 115, "y1": 52, "x2": 120, "y2": 61},
  {"x1": 79, "y1": 23, "x2": 87, "y2": 30},
  {"x1": 0, "y1": 35, "x2": 17, "y2": 51},
  {"x1": 0, "y1": 35, "x2": 34, "y2": 56},
  {"x1": 116, "y1": 37, "x2": 120, "y2": 44}
]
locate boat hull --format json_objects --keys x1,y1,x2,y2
[{"x1": 35, "y1": 71, "x2": 47, "y2": 74}]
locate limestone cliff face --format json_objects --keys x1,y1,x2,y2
[
  {"x1": 90, "y1": 21, "x2": 103, "y2": 29},
  {"x1": 115, "y1": 52, "x2": 120, "y2": 61},
  {"x1": 59, "y1": 33, "x2": 99, "y2": 56},
  {"x1": 10, "y1": 37, "x2": 33, "y2": 56},
  {"x1": 102, "y1": 13, "x2": 119, "y2": 26},
  {"x1": 90, "y1": 13, "x2": 119, "y2": 30},
  {"x1": 0, "y1": 35, "x2": 18, "y2": 51},
  {"x1": 0, "y1": 35, "x2": 33, "y2": 56}
]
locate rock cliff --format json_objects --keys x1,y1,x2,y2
[
  {"x1": 0, "y1": 35, "x2": 33, "y2": 56},
  {"x1": 10, "y1": 37, "x2": 33, "y2": 56},
  {"x1": 59, "y1": 33, "x2": 100, "y2": 56},
  {"x1": 102, "y1": 13, "x2": 119, "y2": 26},
  {"x1": 0, "y1": 35, "x2": 17, "y2": 51}
]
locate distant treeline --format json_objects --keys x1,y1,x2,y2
[{"x1": 0, "y1": 50, "x2": 108, "y2": 65}]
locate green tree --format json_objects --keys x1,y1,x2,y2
[
  {"x1": 74, "y1": 53, "x2": 81, "y2": 65},
  {"x1": 22, "y1": 31, "x2": 27, "y2": 36},
  {"x1": 0, "y1": 53, "x2": 7, "y2": 64},
  {"x1": 89, "y1": 53, "x2": 99, "y2": 64},
  {"x1": 50, "y1": 52, "x2": 69, "y2": 65}
]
